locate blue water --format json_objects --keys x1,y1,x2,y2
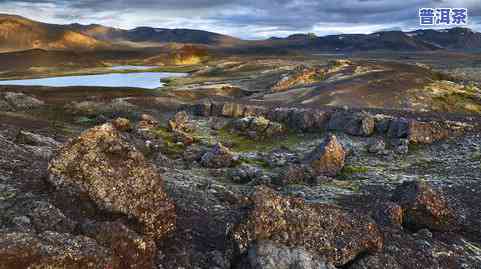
[
  {"x1": 109, "y1": 65, "x2": 160, "y2": 71},
  {"x1": 0, "y1": 72, "x2": 187, "y2": 89}
]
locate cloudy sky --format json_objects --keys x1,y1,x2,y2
[{"x1": 1, "y1": 0, "x2": 480, "y2": 39}]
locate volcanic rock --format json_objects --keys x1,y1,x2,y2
[
  {"x1": 81, "y1": 220, "x2": 157, "y2": 268},
  {"x1": 392, "y1": 180, "x2": 457, "y2": 232},
  {"x1": 0, "y1": 231, "x2": 115, "y2": 268},
  {"x1": 2, "y1": 92, "x2": 44, "y2": 110},
  {"x1": 328, "y1": 112, "x2": 375, "y2": 136},
  {"x1": 231, "y1": 116, "x2": 286, "y2": 141},
  {"x1": 232, "y1": 186, "x2": 383, "y2": 266},
  {"x1": 47, "y1": 122, "x2": 176, "y2": 240},
  {"x1": 111, "y1": 117, "x2": 132, "y2": 132},
  {"x1": 200, "y1": 143, "x2": 236, "y2": 168},
  {"x1": 168, "y1": 111, "x2": 194, "y2": 133},
  {"x1": 246, "y1": 240, "x2": 335, "y2": 269},
  {"x1": 305, "y1": 135, "x2": 346, "y2": 177}
]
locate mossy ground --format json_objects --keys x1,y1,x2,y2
[
  {"x1": 336, "y1": 165, "x2": 369, "y2": 179},
  {"x1": 215, "y1": 128, "x2": 318, "y2": 153},
  {"x1": 152, "y1": 127, "x2": 187, "y2": 157}
]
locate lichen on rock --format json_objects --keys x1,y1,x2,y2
[{"x1": 47, "y1": 122, "x2": 176, "y2": 240}]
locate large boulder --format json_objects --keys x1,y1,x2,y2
[
  {"x1": 231, "y1": 116, "x2": 286, "y2": 141},
  {"x1": 304, "y1": 135, "x2": 346, "y2": 177},
  {"x1": 81, "y1": 221, "x2": 157, "y2": 268},
  {"x1": 2, "y1": 92, "x2": 44, "y2": 110},
  {"x1": 406, "y1": 121, "x2": 450, "y2": 144},
  {"x1": 66, "y1": 99, "x2": 137, "y2": 117},
  {"x1": 66, "y1": 101, "x2": 105, "y2": 116},
  {"x1": 232, "y1": 187, "x2": 383, "y2": 267},
  {"x1": 221, "y1": 103, "x2": 245, "y2": 118},
  {"x1": 247, "y1": 240, "x2": 334, "y2": 269},
  {"x1": 276, "y1": 164, "x2": 314, "y2": 186},
  {"x1": 15, "y1": 130, "x2": 61, "y2": 160},
  {"x1": 392, "y1": 180, "x2": 457, "y2": 232},
  {"x1": 200, "y1": 143, "x2": 236, "y2": 168},
  {"x1": 0, "y1": 231, "x2": 115, "y2": 268},
  {"x1": 388, "y1": 119, "x2": 452, "y2": 144},
  {"x1": 286, "y1": 109, "x2": 330, "y2": 132},
  {"x1": 327, "y1": 112, "x2": 375, "y2": 137},
  {"x1": 168, "y1": 111, "x2": 195, "y2": 133},
  {"x1": 0, "y1": 98, "x2": 12, "y2": 111},
  {"x1": 111, "y1": 117, "x2": 132, "y2": 132},
  {"x1": 47, "y1": 122, "x2": 176, "y2": 240}
]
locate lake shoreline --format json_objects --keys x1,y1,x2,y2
[
  {"x1": 0, "y1": 66, "x2": 189, "y2": 89},
  {"x1": 0, "y1": 65, "x2": 198, "y2": 81}
]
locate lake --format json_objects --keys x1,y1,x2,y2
[
  {"x1": 0, "y1": 71, "x2": 187, "y2": 89},
  {"x1": 109, "y1": 65, "x2": 160, "y2": 71}
]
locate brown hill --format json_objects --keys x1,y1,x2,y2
[{"x1": 0, "y1": 14, "x2": 111, "y2": 52}]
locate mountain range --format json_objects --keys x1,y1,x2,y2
[{"x1": 1, "y1": 13, "x2": 481, "y2": 53}]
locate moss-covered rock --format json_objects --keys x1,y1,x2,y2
[{"x1": 48, "y1": 122, "x2": 176, "y2": 240}]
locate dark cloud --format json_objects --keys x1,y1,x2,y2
[{"x1": 1, "y1": 0, "x2": 479, "y2": 39}]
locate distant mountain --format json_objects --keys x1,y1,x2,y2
[
  {"x1": 1, "y1": 14, "x2": 481, "y2": 53},
  {"x1": 408, "y1": 28, "x2": 481, "y2": 49},
  {"x1": 252, "y1": 30, "x2": 457, "y2": 52},
  {"x1": 0, "y1": 14, "x2": 111, "y2": 52},
  {"x1": 0, "y1": 14, "x2": 241, "y2": 52},
  {"x1": 68, "y1": 23, "x2": 241, "y2": 47}
]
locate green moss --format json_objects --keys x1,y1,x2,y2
[
  {"x1": 470, "y1": 152, "x2": 481, "y2": 161},
  {"x1": 337, "y1": 165, "x2": 369, "y2": 178},
  {"x1": 324, "y1": 179, "x2": 361, "y2": 192},
  {"x1": 75, "y1": 116, "x2": 97, "y2": 125},
  {"x1": 216, "y1": 128, "x2": 308, "y2": 153},
  {"x1": 241, "y1": 158, "x2": 271, "y2": 169},
  {"x1": 152, "y1": 127, "x2": 186, "y2": 157}
]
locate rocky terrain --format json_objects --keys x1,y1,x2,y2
[
  {"x1": 1, "y1": 80, "x2": 481, "y2": 268},
  {"x1": 0, "y1": 25, "x2": 481, "y2": 267}
]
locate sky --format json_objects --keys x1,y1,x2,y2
[{"x1": 1, "y1": 0, "x2": 481, "y2": 39}]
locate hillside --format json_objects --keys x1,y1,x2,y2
[
  {"x1": 0, "y1": 14, "x2": 111, "y2": 52},
  {"x1": 245, "y1": 30, "x2": 480, "y2": 52},
  {"x1": 1, "y1": 14, "x2": 481, "y2": 54},
  {"x1": 70, "y1": 24, "x2": 242, "y2": 47}
]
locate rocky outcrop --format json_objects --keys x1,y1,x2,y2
[
  {"x1": 0, "y1": 92, "x2": 44, "y2": 110},
  {"x1": 327, "y1": 111, "x2": 375, "y2": 137},
  {"x1": 367, "y1": 138, "x2": 386, "y2": 154},
  {"x1": 232, "y1": 186, "x2": 383, "y2": 267},
  {"x1": 81, "y1": 220, "x2": 157, "y2": 268},
  {"x1": 0, "y1": 231, "x2": 115, "y2": 268},
  {"x1": 271, "y1": 65, "x2": 327, "y2": 92},
  {"x1": 230, "y1": 116, "x2": 286, "y2": 140},
  {"x1": 246, "y1": 240, "x2": 334, "y2": 269},
  {"x1": 167, "y1": 111, "x2": 196, "y2": 146},
  {"x1": 14, "y1": 130, "x2": 61, "y2": 160},
  {"x1": 47, "y1": 121, "x2": 176, "y2": 240},
  {"x1": 373, "y1": 201, "x2": 403, "y2": 227},
  {"x1": 66, "y1": 98, "x2": 137, "y2": 117},
  {"x1": 266, "y1": 108, "x2": 329, "y2": 132},
  {"x1": 387, "y1": 118, "x2": 466, "y2": 144},
  {"x1": 111, "y1": 117, "x2": 132, "y2": 132},
  {"x1": 188, "y1": 102, "x2": 268, "y2": 119},
  {"x1": 188, "y1": 102, "x2": 469, "y2": 144},
  {"x1": 304, "y1": 135, "x2": 346, "y2": 177},
  {"x1": 230, "y1": 164, "x2": 263, "y2": 184},
  {"x1": 392, "y1": 180, "x2": 457, "y2": 232},
  {"x1": 168, "y1": 111, "x2": 194, "y2": 133},
  {"x1": 200, "y1": 143, "x2": 237, "y2": 168},
  {"x1": 276, "y1": 164, "x2": 314, "y2": 186}
]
